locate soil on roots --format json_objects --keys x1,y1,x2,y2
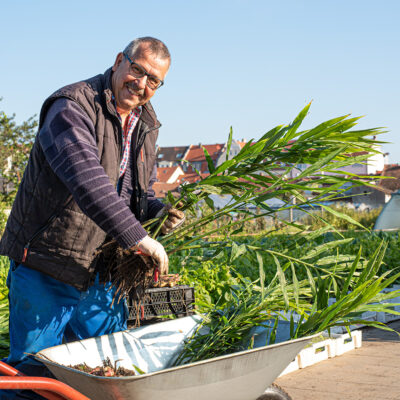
[
  {"x1": 98, "y1": 240, "x2": 155, "y2": 304},
  {"x1": 69, "y1": 357, "x2": 137, "y2": 377}
]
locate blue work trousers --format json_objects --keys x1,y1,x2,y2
[{"x1": 1, "y1": 260, "x2": 127, "y2": 399}]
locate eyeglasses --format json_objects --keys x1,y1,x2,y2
[{"x1": 123, "y1": 52, "x2": 164, "y2": 90}]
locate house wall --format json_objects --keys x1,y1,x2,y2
[
  {"x1": 351, "y1": 186, "x2": 387, "y2": 208},
  {"x1": 158, "y1": 160, "x2": 174, "y2": 168},
  {"x1": 367, "y1": 148, "x2": 386, "y2": 175},
  {"x1": 168, "y1": 167, "x2": 184, "y2": 183},
  {"x1": 291, "y1": 145, "x2": 386, "y2": 178},
  {"x1": 215, "y1": 141, "x2": 242, "y2": 166}
]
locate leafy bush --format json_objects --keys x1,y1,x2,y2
[
  {"x1": 0, "y1": 104, "x2": 37, "y2": 203},
  {"x1": 170, "y1": 230, "x2": 400, "y2": 311},
  {"x1": 174, "y1": 240, "x2": 400, "y2": 365},
  {"x1": 0, "y1": 202, "x2": 10, "y2": 235},
  {"x1": 0, "y1": 256, "x2": 9, "y2": 358},
  {"x1": 176, "y1": 259, "x2": 243, "y2": 307}
]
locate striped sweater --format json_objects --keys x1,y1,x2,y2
[{"x1": 38, "y1": 97, "x2": 164, "y2": 249}]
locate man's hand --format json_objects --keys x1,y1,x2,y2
[
  {"x1": 156, "y1": 206, "x2": 185, "y2": 235},
  {"x1": 135, "y1": 235, "x2": 169, "y2": 275}
]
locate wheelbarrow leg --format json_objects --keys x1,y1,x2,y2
[{"x1": 0, "y1": 360, "x2": 90, "y2": 400}]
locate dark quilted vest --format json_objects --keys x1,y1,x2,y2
[{"x1": 0, "y1": 68, "x2": 159, "y2": 290}]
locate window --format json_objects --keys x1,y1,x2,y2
[{"x1": 193, "y1": 162, "x2": 202, "y2": 170}]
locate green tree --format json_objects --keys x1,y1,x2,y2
[{"x1": 0, "y1": 100, "x2": 37, "y2": 204}]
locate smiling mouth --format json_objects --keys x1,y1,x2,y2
[{"x1": 126, "y1": 82, "x2": 144, "y2": 97}]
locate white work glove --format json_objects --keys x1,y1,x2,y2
[
  {"x1": 134, "y1": 235, "x2": 169, "y2": 275},
  {"x1": 156, "y1": 205, "x2": 185, "y2": 235}
]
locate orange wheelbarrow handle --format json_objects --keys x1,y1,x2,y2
[{"x1": 0, "y1": 360, "x2": 90, "y2": 400}]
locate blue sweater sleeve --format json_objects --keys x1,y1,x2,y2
[{"x1": 38, "y1": 97, "x2": 148, "y2": 248}]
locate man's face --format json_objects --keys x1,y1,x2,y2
[{"x1": 111, "y1": 43, "x2": 169, "y2": 115}]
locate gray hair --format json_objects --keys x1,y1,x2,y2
[{"x1": 123, "y1": 37, "x2": 171, "y2": 62}]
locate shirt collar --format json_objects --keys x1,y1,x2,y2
[{"x1": 111, "y1": 94, "x2": 142, "y2": 121}]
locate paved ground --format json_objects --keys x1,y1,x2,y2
[{"x1": 275, "y1": 320, "x2": 400, "y2": 400}]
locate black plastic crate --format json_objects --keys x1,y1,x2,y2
[{"x1": 127, "y1": 285, "x2": 195, "y2": 324}]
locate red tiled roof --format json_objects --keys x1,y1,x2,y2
[
  {"x1": 153, "y1": 182, "x2": 180, "y2": 198},
  {"x1": 156, "y1": 146, "x2": 188, "y2": 162},
  {"x1": 184, "y1": 144, "x2": 224, "y2": 162},
  {"x1": 156, "y1": 166, "x2": 182, "y2": 183},
  {"x1": 153, "y1": 172, "x2": 210, "y2": 197},
  {"x1": 346, "y1": 151, "x2": 369, "y2": 157},
  {"x1": 179, "y1": 172, "x2": 209, "y2": 184},
  {"x1": 377, "y1": 164, "x2": 400, "y2": 193}
]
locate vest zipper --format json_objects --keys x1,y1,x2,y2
[
  {"x1": 22, "y1": 214, "x2": 57, "y2": 263},
  {"x1": 134, "y1": 125, "x2": 159, "y2": 222}
]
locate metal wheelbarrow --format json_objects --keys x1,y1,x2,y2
[{"x1": 0, "y1": 316, "x2": 317, "y2": 399}]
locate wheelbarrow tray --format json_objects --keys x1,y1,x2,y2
[{"x1": 37, "y1": 316, "x2": 317, "y2": 400}]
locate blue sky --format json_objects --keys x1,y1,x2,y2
[{"x1": 1, "y1": 0, "x2": 399, "y2": 162}]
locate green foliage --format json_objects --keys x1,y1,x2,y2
[
  {"x1": 0, "y1": 201, "x2": 9, "y2": 235},
  {"x1": 144, "y1": 104, "x2": 386, "y2": 253},
  {"x1": 177, "y1": 260, "x2": 243, "y2": 308},
  {"x1": 169, "y1": 230, "x2": 400, "y2": 365},
  {"x1": 146, "y1": 106, "x2": 395, "y2": 356},
  {"x1": 300, "y1": 205, "x2": 382, "y2": 230},
  {"x1": 0, "y1": 256, "x2": 9, "y2": 358},
  {"x1": 294, "y1": 240, "x2": 400, "y2": 337},
  {"x1": 196, "y1": 230, "x2": 400, "y2": 280},
  {"x1": 174, "y1": 239, "x2": 400, "y2": 365},
  {"x1": 336, "y1": 231, "x2": 400, "y2": 279},
  {"x1": 0, "y1": 101, "x2": 37, "y2": 203},
  {"x1": 169, "y1": 232, "x2": 374, "y2": 308},
  {"x1": 173, "y1": 283, "x2": 296, "y2": 365},
  {"x1": 180, "y1": 204, "x2": 382, "y2": 237}
]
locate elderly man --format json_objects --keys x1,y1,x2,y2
[{"x1": 0, "y1": 37, "x2": 183, "y2": 398}]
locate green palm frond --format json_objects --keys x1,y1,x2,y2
[{"x1": 144, "y1": 104, "x2": 384, "y2": 253}]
